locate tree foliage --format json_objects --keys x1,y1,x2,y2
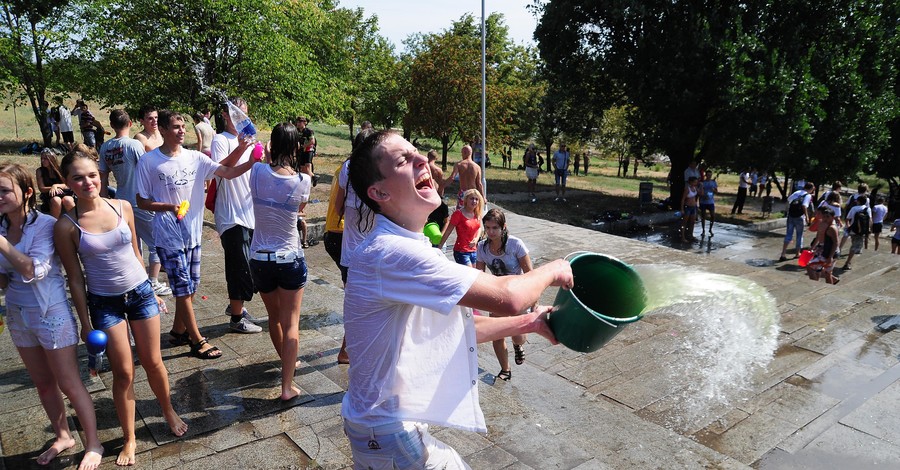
[
  {"x1": 403, "y1": 13, "x2": 544, "y2": 169},
  {"x1": 0, "y1": 0, "x2": 76, "y2": 146},
  {"x1": 535, "y1": 0, "x2": 900, "y2": 204},
  {"x1": 73, "y1": 0, "x2": 347, "y2": 124}
]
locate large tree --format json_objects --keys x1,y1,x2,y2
[
  {"x1": 74, "y1": 0, "x2": 339, "y2": 124},
  {"x1": 535, "y1": 0, "x2": 899, "y2": 205},
  {"x1": 404, "y1": 13, "x2": 544, "y2": 169},
  {"x1": 0, "y1": 0, "x2": 75, "y2": 146}
]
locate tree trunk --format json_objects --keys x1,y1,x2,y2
[{"x1": 347, "y1": 117, "x2": 355, "y2": 143}]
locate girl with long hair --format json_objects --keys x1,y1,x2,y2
[
  {"x1": 35, "y1": 148, "x2": 75, "y2": 217},
  {"x1": 55, "y1": 144, "x2": 187, "y2": 466},
  {"x1": 438, "y1": 188, "x2": 484, "y2": 267},
  {"x1": 476, "y1": 208, "x2": 533, "y2": 381},
  {"x1": 249, "y1": 123, "x2": 311, "y2": 400},
  {"x1": 0, "y1": 162, "x2": 103, "y2": 469}
]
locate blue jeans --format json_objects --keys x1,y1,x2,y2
[
  {"x1": 784, "y1": 216, "x2": 805, "y2": 250},
  {"x1": 88, "y1": 279, "x2": 160, "y2": 330},
  {"x1": 453, "y1": 251, "x2": 477, "y2": 266},
  {"x1": 343, "y1": 421, "x2": 469, "y2": 469}
]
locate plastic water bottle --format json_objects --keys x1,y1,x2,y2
[
  {"x1": 227, "y1": 101, "x2": 256, "y2": 139},
  {"x1": 86, "y1": 330, "x2": 108, "y2": 376}
]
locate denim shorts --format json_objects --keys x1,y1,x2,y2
[
  {"x1": 683, "y1": 206, "x2": 697, "y2": 216},
  {"x1": 343, "y1": 421, "x2": 469, "y2": 470},
  {"x1": 699, "y1": 203, "x2": 715, "y2": 212},
  {"x1": 6, "y1": 301, "x2": 79, "y2": 350},
  {"x1": 157, "y1": 245, "x2": 202, "y2": 297},
  {"x1": 87, "y1": 279, "x2": 160, "y2": 331},
  {"x1": 454, "y1": 250, "x2": 478, "y2": 266},
  {"x1": 250, "y1": 256, "x2": 308, "y2": 293}
]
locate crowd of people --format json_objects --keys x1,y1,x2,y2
[{"x1": 5, "y1": 100, "x2": 574, "y2": 468}]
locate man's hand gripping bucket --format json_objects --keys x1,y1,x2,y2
[{"x1": 548, "y1": 252, "x2": 647, "y2": 353}]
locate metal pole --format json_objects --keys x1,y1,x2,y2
[{"x1": 481, "y1": 0, "x2": 487, "y2": 200}]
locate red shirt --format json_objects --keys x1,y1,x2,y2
[{"x1": 450, "y1": 210, "x2": 481, "y2": 253}]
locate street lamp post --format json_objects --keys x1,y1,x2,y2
[{"x1": 481, "y1": 0, "x2": 487, "y2": 200}]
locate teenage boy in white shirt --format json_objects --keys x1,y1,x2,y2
[{"x1": 136, "y1": 110, "x2": 258, "y2": 359}]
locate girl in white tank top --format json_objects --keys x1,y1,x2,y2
[{"x1": 55, "y1": 145, "x2": 187, "y2": 466}]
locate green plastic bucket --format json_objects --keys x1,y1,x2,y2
[
  {"x1": 548, "y1": 252, "x2": 647, "y2": 353},
  {"x1": 423, "y1": 222, "x2": 442, "y2": 246}
]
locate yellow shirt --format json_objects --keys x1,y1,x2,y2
[{"x1": 325, "y1": 166, "x2": 345, "y2": 233}]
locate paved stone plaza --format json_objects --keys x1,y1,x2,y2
[{"x1": 1, "y1": 204, "x2": 898, "y2": 469}]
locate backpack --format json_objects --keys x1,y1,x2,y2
[
  {"x1": 850, "y1": 209, "x2": 870, "y2": 235},
  {"x1": 788, "y1": 192, "x2": 806, "y2": 218}
]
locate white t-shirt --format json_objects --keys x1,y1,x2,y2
[
  {"x1": 57, "y1": 106, "x2": 73, "y2": 133},
  {"x1": 135, "y1": 148, "x2": 219, "y2": 250},
  {"x1": 739, "y1": 172, "x2": 752, "y2": 189},
  {"x1": 99, "y1": 136, "x2": 146, "y2": 206},
  {"x1": 476, "y1": 236, "x2": 528, "y2": 276},
  {"x1": 872, "y1": 204, "x2": 887, "y2": 224},
  {"x1": 249, "y1": 163, "x2": 310, "y2": 254},
  {"x1": 210, "y1": 132, "x2": 255, "y2": 235},
  {"x1": 339, "y1": 160, "x2": 371, "y2": 266},
  {"x1": 342, "y1": 214, "x2": 484, "y2": 432},
  {"x1": 817, "y1": 200, "x2": 842, "y2": 219},
  {"x1": 787, "y1": 190, "x2": 812, "y2": 217}
]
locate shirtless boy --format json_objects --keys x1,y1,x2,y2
[
  {"x1": 135, "y1": 105, "x2": 163, "y2": 152},
  {"x1": 446, "y1": 144, "x2": 484, "y2": 209}
]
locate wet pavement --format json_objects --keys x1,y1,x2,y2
[{"x1": 1, "y1": 204, "x2": 899, "y2": 469}]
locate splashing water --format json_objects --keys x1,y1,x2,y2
[
  {"x1": 633, "y1": 264, "x2": 779, "y2": 430},
  {"x1": 190, "y1": 61, "x2": 228, "y2": 103}
]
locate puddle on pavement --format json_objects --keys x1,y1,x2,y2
[
  {"x1": 621, "y1": 222, "x2": 768, "y2": 256},
  {"x1": 633, "y1": 264, "x2": 780, "y2": 431},
  {"x1": 299, "y1": 311, "x2": 343, "y2": 330}
]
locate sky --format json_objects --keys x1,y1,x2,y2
[{"x1": 338, "y1": 0, "x2": 540, "y2": 52}]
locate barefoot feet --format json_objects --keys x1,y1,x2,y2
[
  {"x1": 116, "y1": 440, "x2": 136, "y2": 466},
  {"x1": 281, "y1": 385, "x2": 301, "y2": 401},
  {"x1": 78, "y1": 447, "x2": 104, "y2": 470},
  {"x1": 37, "y1": 436, "x2": 75, "y2": 465},
  {"x1": 165, "y1": 411, "x2": 188, "y2": 437}
]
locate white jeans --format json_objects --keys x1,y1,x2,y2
[{"x1": 343, "y1": 420, "x2": 471, "y2": 470}]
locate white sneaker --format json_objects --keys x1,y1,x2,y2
[
  {"x1": 150, "y1": 280, "x2": 172, "y2": 296},
  {"x1": 225, "y1": 305, "x2": 266, "y2": 324},
  {"x1": 230, "y1": 317, "x2": 262, "y2": 334}
]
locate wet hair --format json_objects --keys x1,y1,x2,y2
[
  {"x1": 60, "y1": 144, "x2": 99, "y2": 179},
  {"x1": 269, "y1": 122, "x2": 299, "y2": 171},
  {"x1": 876, "y1": 195, "x2": 885, "y2": 204},
  {"x1": 826, "y1": 191, "x2": 842, "y2": 205},
  {"x1": 858, "y1": 183, "x2": 869, "y2": 193},
  {"x1": 109, "y1": 109, "x2": 130, "y2": 130},
  {"x1": 137, "y1": 104, "x2": 157, "y2": 120},
  {"x1": 348, "y1": 129, "x2": 393, "y2": 230},
  {"x1": 157, "y1": 109, "x2": 184, "y2": 130},
  {"x1": 857, "y1": 195, "x2": 868, "y2": 205},
  {"x1": 687, "y1": 176, "x2": 699, "y2": 185},
  {"x1": 0, "y1": 163, "x2": 38, "y2": 227},
  {"x1": 40, "y1": 150, "x2": 65, "y2": 183},
  {"x1": 462, "y1": 188, "x2": 485, "y2": 220},
  {"x1": 426, "y1": 150, "x2": 438, "y2": 162},
  {"x1": 831, "y1": 181, "x2": 842, "y2": 191},
  {"x1": 192, "y1": 112, "x2": 205, "y2": 123},
  {"x1": 480, "y1": 208, "x2": 509, "y2": 256}
]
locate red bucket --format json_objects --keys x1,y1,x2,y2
[{"x1": 798, "y1": 249, "x2": 814, "y2": 267}]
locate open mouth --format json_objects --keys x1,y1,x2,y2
[{"x1": 415, "y1": 173, "x2": 433, "y2": 191}]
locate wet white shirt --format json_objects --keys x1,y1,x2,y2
[{"x1": 342, "y1": 214, "x2": 484, "y2": 432}]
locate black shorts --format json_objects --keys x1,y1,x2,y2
[
  {"x1": 298, "y1": 151, "x2": 315, "y2": 166},
  {"x1": 872, "y1": 222, "x2": 883, "y2": 234},
  {"x1": 62, "y1": 131, "x2": 74, "y2": 143}
]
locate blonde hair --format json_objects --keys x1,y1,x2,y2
[{"x1": 462, "y1": 188, "x2": 485, "y2": 220}]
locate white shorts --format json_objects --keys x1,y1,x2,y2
[{"x1": 6, "y1": 301, "x2": 79, "y2": 350}]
